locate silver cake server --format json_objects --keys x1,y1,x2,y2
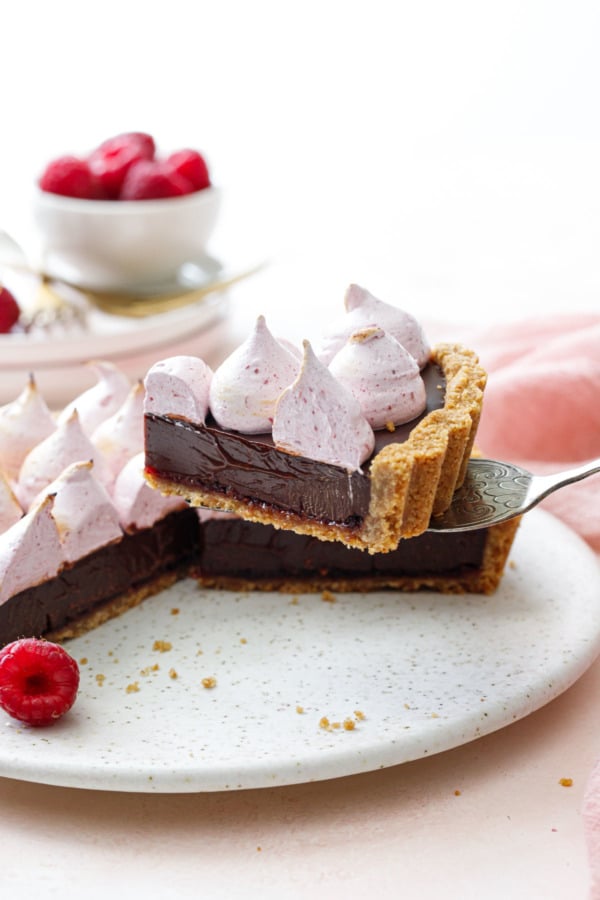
[{"x1": 427, "y1": 456, "x2": 600, "y2": 532}]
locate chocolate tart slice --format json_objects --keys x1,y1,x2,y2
[{"x1": 145, "y1": 343, "x2": 486, "y2": 553}]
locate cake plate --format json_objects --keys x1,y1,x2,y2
[{"x1": 0, "y1": 509, "x2": 598, "y2": 793}]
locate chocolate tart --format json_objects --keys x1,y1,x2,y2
[
  {"x1": 145, "y1": 343, "x2": 486, "y2": 553},
  {"x1": 0, "y1": 508, "x2": 519, "y2": 647}
]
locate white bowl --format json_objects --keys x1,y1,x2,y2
[{"x1": 31, "y1": 185, "x2": 222, "y2": 292}]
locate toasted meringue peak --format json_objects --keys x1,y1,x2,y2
[
  {"x1": 92, "y1": 381, "x2": 145, "y2": 491},
  {"x1": 329, "y1": 326, "x2": 427, "y2": 428},
  {"x1": 57, "y1": 361, "x2": 131, "y2": 436},
  {"x1": 31, "y1": 461, "x2": 122, "y2": 563},
  {"x1": 0, "y1": 471, "x2": 23, "y2": 532},
  {"x1": 16, "y1": 410, "x2": 107, "y2": 511},
  {"x1": 113, "y1": 452, "x2": 186, "y2": 533},
  {"x1": 0, "y1": 375, "x2": 56, "y2": 481},
  {"x1": 209, "y1": 316, "x2": 300, "y2": 433},
  {"x1": 0, "y1": 495, "x2": 64, "y2": 605},
  {"x1": 144, "y1": 355, "x2": 213, "y2": 424},
  {"x1": 319, "y1": 284, "x2": 430, "y2": 368},
  {"x1": 272, "y1": 340, "x2": 375, "y2": 471}
]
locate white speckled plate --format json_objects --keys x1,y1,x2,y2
[{"x1": 0, "y1": 510, "x2": 599, "y2": 793}]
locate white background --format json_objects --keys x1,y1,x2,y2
[
  {"x1": 1, "y1": 7, "x2": 600, "y2": 898},
  {"x1": 1, "y1": 0, "x2": 599, "y2": 336}
]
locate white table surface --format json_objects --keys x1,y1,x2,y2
[{"x1": 1, "y1": 3, "x2": 600, "y2": 897}]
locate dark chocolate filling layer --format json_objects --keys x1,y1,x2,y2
[
  {"x1": 0, "y1": 508, "x2": 199, "y2": 646},
  {"x1": 145, "y1": 363, "x2": 446, "y2": 525},
  {"x1": 196, "y1": 518, "x2": 487, "y2": 580}
]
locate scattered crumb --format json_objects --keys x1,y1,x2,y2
[
  {"x1": 108, "y1": 650, "x2": 113, "y2": 657},
  {"x1": 296, "y1": 705, "x2": 305, "y2": 714},
  {"x1": 126, "y1": 681, "x2": 140, "y2": 694},
  {"x1": 79, "y1": 657, "x2": 88, "y2": 665},
  {"x1": 140, "y1": 664, "x2": 160, "y2": 676},
  {"x1": 431, "y1": 712, "x2": 439, "y2": 719},
  {"x1": 354, "y1": 710, "x2": 366, "y2": 720},
  {"x1": 509, "y1": 560, "x2": 517, "y2": 569},
  {"x1": 319, "y1": 713, "x2": 361, "y2": 732},
  {"x1": 385, "y1": 421, "x2": 396, "y2": 432},
  {"x1": 170, "y1": 608, "x2": 180, "y2": 615},
  {"x1": 321, "y1": 590, "x2": 336, "y2": 603},
  {"x1": 153, "y1": 640, "x2": 172, "y2": 653},
  {"x1": 169, "y1": 668, "x2": 178, "y2": 680},
  {"x1": 257, "y1": 846, "x2": 262, "y2": 852},
  {"x1": 95, "y1": 673, "x2": 106, "y2": 686},
  {"x1": 436, "y1": 383, "x2": 443, "y2": 390},
  {"x1": 240, "y1": 637, "x2": 247, "y2": 644},
  {"x1": 196, "y1": 649, "x2": 203, "y2": 656},
  {"x1": 202, "y1": 676, "x2": 217, "y2": 689},
  {"x1": 454, "y1": 789, "x2": 462, "y2": 796},
  {"x1": 559, "y1": 777, "x2": 573, "y2": 787},
  {"x1": 404, "y1": 703, "x2": 411, "y2": 710},
  {"x1": 290, "y1": 597, "x2": 299, "y2": 605}
]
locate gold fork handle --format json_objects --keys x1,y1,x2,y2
[{"x1": 82, "y1": 262, "x2": 266, "y2": 318}]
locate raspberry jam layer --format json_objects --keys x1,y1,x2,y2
[{"x1": 145, "y1": 363, "x2": 446, "y2": 526}]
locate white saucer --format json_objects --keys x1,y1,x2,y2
[
  {"x1": 0, "y1": 510, "x2": 598, "y2": 793},
  {"x1": 40, "y1": 251, "x2": 225, "y2": 298}
]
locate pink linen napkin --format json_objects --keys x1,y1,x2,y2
[
  {"x1": 461, "y1": 312, "x2": 600, "y2": 895},
  {"x1": 460, "y1": 312, "x2": 600, "y2": 552}
]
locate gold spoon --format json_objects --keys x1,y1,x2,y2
[{"x1": 80, "y1": 261, "x2": 266, "y2": 318}]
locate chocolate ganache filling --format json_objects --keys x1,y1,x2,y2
[
  {"x1": 145, "y1": 362, "x2": 445, "y2": 526},
  {"x1": 196, "y1": 518, "x2": 486, "y2": 581}
]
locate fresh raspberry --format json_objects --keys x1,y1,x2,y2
[
  {"x1": 0, "y1": 285, "x2": 20, "y2": 333},
  {"x1": 119, "y1": 159, "x2": 193, "y2": 200},
  {"x1": 38, "y1": 155, "x2": 97, "y2": 199},
  {"x1": 166, "y1": 149, "x2": 210, "y2": 192},
  {"x1": 0, "y1": 638, "x2": 80, "y2": 726},
  {"x1": 104, "y1": 131, "x2": 156, "y2": 159},
  {"x1": 88, "y1": 133, "x2": 155, "y2": 199}
]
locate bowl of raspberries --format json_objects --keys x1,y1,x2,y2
[{"x1": 34, "y1": 131, "x2": 221, "y2": 292}]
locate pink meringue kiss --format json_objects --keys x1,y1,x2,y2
[
  {"x1": 209, "y1": 316, "x2": 300, "y2": 433},
  {"x1": 35, "y1": 461, "x2": 122, "y2": 563},
  {"x1": 329, "y1": 326, "x2": 427, "y2": 429},
  {"x1": 0, "y1": 376, "x2": 56, "y2": 482},
  {"x1": 113, "y1": 452, "x2": 186, "y2": 533},
  {"x1": 58, "y1": 361, "x2": 131, "y2": 436},
  {"x1": 319, "y1": 284, "x2": 430, "y2": 368},
  {"x1": 0, "y1": 495, "x2": 63, "y2": 605},
  {"x1": 144, "y1": 356, "x2": 213, "y2": 425},
  {"x1": 92, "y1": 381, "x2": 145, "y2": 491},
  {"x1": 16, "y1": 410, "x2": 108, "y2": 511},
  {"x1": 273, "y1": 340, "x2": 375, "y2": 471}
]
